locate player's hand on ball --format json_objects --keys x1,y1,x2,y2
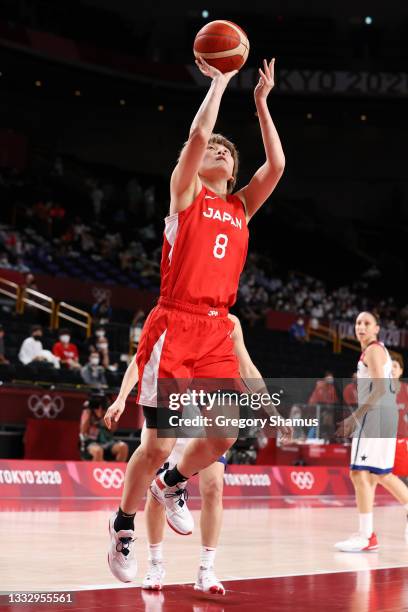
[
  {"x1": 254, "y1": 58, "x2": 276, "y2": 102},
  {"x1": 195, "y1": 56, "x2": 238, "y2": 84},
  {"x1": 104, "y1": 398, "x2": 126, "y2": 430},
  {"x1": 335, "y1": 415, "x2": 355, "y2": 438}
]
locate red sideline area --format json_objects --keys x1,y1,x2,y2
[
  {"x1": 1, "y1": 568, "x2": 407, "y2": 611},
  {"x1": 0, "y1": 460, "x2": 396, "y2": 509}
]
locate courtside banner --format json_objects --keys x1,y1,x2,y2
[{"x1": 0, "y1": 460, "x2": 355, "y2": 499}]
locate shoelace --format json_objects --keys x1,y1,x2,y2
[
  {"x1": 164, "y1": 487, "x2": 189, "y2": 508},
  {"x1": 116, "y1": 536, "x2": 135, "y2": 557}
]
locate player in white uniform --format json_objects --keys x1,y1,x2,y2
[
  {"x1": 335, "y1": 312, "x2": 400, "y2": 552},
  {"x1": 105, "y1": 314, "x2": 291, "y2": 593}
]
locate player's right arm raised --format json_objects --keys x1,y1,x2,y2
[{"x1": 170, "y1": 58, "x2": 237, "y2": 213}]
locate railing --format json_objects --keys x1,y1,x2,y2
[
  {"x1": 0, "y1": 277, "x2": 20, "y2": 309},
  {"x1": 18, "y1": 288, "x2": 55, "y2": 328},
  {"x1": 337, "y1": 336, "x2": 360, "y2": 354},
  {"x1": 306, "y1": 322, "x2": 339, "y2": 353},
  {"x1": 54, "y1": 302, "x2": 92, "y2": 338}
]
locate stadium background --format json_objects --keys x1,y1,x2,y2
[{"x1": 0, "y1": 0, "x2": 407, "y2": 471}]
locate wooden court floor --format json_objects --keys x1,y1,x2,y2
[{"x1": 1, "y1": 501, "x2": 408, "y2": 594}]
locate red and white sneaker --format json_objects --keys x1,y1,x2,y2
[
  {"x1": 142, "y1": 561, "x2": 165, "y2": 590},
  {"x1": 194, "y1": 567, "x2": 225, "y2": 595},
  {"x1": 107, "y1": 513, "x2": 137, "y2": 582},
  {"x1": 150, "y1": 472, "x2": 194, "y2": 535},
  {"x1": 334, "y1": 532, "x2": 379, "y2": 552}
]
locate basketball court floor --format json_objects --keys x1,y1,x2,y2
[{"x1": 1, "y1": 495, "x2": 408, "y2": 611}]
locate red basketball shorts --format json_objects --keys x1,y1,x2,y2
[
  {"x1": 136, "y1": 297, "x2": 241, "y2": 408},
  {"x1": 393, "y1": 438, "x2": 408, "y2": 477}
]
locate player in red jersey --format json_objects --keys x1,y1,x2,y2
[{"x1": 107, "y1": 56, "x2": 285, "y2": 583}]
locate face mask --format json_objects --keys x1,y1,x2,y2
[
  {"x1": 60, "y1": 335, "x2": 70, "y2": 344},
  {"x1": 325, "y1": 377, "x2": 334, "y2": 384},
  {"x1": 90, "y1": 357, "x2": 100, "y2": 366},
  {"x1": 98, "y1": 343, "x2": 108, "y2": 350},
  {"x1": 96, "y1": 330, "x2": 105, "y2": 338},
  {"x1": 33, "y1": 334, "x2": 42, "y2": 340}
]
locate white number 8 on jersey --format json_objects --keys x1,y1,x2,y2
[{"x1": 213, "y1": 234, "x2": 228, "y2": 259}]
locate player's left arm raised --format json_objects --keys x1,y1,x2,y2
[{"x1": 235, "y1": 58, "x2": 285, "y2": 221}]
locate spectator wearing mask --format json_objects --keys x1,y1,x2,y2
[
  {"x1": 129, "y1": 309, "x2": 145, "y2": 351},
  {"x1": 0, "y1": 325, "x2": 9, "y2": 365},
  {"x1": 52, "y1": 329, "x2": 81, "y2": 369},
  {"x1": 81, "y1": 351, "x2": 107, "y2": 388},
  {"x1": 89, "y1": 326, "x2": 111, "y2": 368},
  {"x1": 308, "y1": 371, "x2": 339, "y2": 405},
  {"x1": 289, "y1": 317, "x2": 307, "y2": 342},
  {"x1": 19, "y1": 325, "x2": 60, "y2": 368},
  {"x1": 343, "y1": 372, "x2": 358, "y2": 408}
]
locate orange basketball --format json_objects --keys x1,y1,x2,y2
[{"x1": 193, "y1": 20, "x2": 249, "y2": 73}]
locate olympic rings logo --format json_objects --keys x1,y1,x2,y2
[
  {"x1": 93, "y1": 468, "x2": 124, "y2": 489},
  {"x1": 28, "y1": 394, "x2": 64, "y2": 419},
  {"x1": 290, "y1": 471, "x2": 315, "y2": 490}
]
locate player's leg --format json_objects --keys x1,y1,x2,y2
[
  {"x1": 194, "y1": 459, "x2": 226, "y2": 595},
  {"x1": 142, "y1": 437, "x2": 189, "y2": 590},
  {"x1": 142, "y1": 492, "x2": 166, "y2": 590},
  {"x1": 108, "y1": 423, "x2": 176, "y2": 583},
  {"x1": 335, "y1": 469, "x2": 378, "y2": 552}
]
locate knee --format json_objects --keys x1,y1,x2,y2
[
  {"x1": 209, "y1": 437, "x2": 236, "y2": 455},
  {"x1": 200, "y1": 478, "x2": 224, "y2": 505},
  {"x1": 137, "y1": 442, "x2": 172, "y2": 467},
  {"x1": 350, "y1": 470, "x2": 365, "y2": 485},
  {"x1": 376, "y1": 473, "x2": 392, "y2": 485},
  {"x1": 91, "y1": 446, "x2": 103, "y2": 461}
]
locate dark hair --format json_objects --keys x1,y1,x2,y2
[
  {"x1": 59, "y1": 328, "x2": 70, "y2": 335},
  {"x1": 357, "y1": 311, "x2": 380, "y2": 326},
  {"x1": 392, "y1": 353, "x2": 404, "y2": 372},
  {"x1": 31, "y1": 324, "x2": 42, "y2": 334},
  {"x1": 178, "y1": 132, "x2": 239, "y2": 194}
]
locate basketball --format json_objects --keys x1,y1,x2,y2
[{"x1": 193, "y1": 20, "x2": 250, "y2": 73}]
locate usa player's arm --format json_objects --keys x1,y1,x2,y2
[
  {"x1": 235, "y1": 59, "x2": 285, "y2": 221},
  {"x1": 229, "y1": 313, "x2": 292, "y2": 440},
  {"x1": 170, "y1": 59, "x2": 237, "y2": 214},
  {"x1": 104, "y1": 356, "x2": 138, "y2": 429},
  {"x1": 336, "y1": 345, "x2": 387, "y2": 437},
  {"x1": 228, "y1": 314, "x2": 262, "y2": 382}
]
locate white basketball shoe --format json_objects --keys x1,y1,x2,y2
[
  {"x1": 142, "y1": 561, "x2": 165, "y2": 590},
  {"x1": 194, "y1": 567, "x2": 226, "y2": 595},
  {"x1": 334, "y1": 532, "x2": 379, "y2": 552},
  {"x1": 108, "y1": 513, "x2": 137, "y2": 582},
  {"x1": 150, "y1": 472, "x2": 194, "y2": 535}
]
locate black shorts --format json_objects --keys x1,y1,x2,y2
[
  {"x1": 143, "y1": 406, "x2": 176, "y2": 429},
  {"x1": 82, "y1": 439, "x2": 116, "y2": 460}
]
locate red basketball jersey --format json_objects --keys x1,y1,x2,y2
[{"x1": 160, "y1": 185, "x2": 248, "y2": 308}]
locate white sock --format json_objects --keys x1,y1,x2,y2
[
  {"x1": 200, "y1": 546, "x2": 216, "y2": 570},
  {"x1": 359, "y1": 513, "x2": 373, "y2": 538},
  {"x1": 148, "y1": 542, "x2": 163, "y2": 564}
]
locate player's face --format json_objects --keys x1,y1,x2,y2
[
  {"x1": 391, "y1": 360, "x2": 403, "y2": 380},
  {"x1": 355, "y1": 313, "x2": 379, "y2": 344},
  {"x1": 200, "y1": 143, "x2": 234, "y2": 183}
]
